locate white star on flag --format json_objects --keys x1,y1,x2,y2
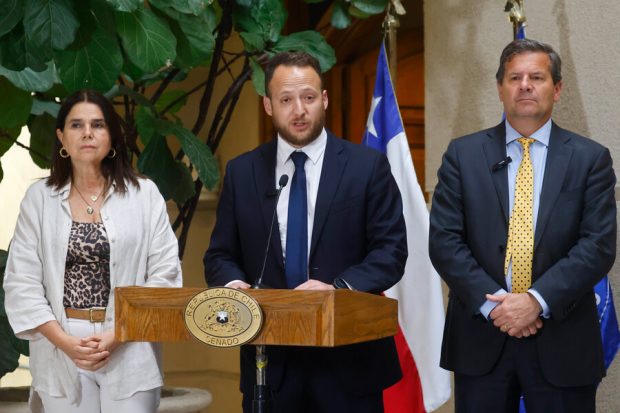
[{"x1": 366, "y1": 96, "x2": 382, "y2": 138}]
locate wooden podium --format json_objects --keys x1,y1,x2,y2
[{"x1": 115, "y1": 287, "x2": 398, "y2": 347}]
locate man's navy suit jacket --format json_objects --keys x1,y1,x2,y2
[
  {"x1": 204, "y1": 131, "x2": 408, "y2": 396},
  {"x1": 429, "y1": 121, "x2": 617, "y2": 387}
]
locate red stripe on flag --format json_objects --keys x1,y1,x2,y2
[{"x1": 383, "y1": 324, "x2": 426, "y2": 413}]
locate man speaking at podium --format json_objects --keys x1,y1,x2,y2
[{"x1": 204, "y1": 52, "x2": 408, "y2": 412}]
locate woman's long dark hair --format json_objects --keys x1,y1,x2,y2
[{"x1": 47, "y1": 89, "x2": 139, "y2": 192}]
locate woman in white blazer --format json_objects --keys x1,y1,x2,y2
[{"x1": 3, "y1": 89, "x2": 182, "y2": 413}]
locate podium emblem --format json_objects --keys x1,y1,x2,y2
[{"x1": 184, "y1": 287, "x2": 263, "y2": 347}]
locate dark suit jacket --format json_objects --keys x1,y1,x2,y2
[
  {"x1": 204, "y1": 131, "x2": 408, "y2": 396},
  {"x1": 429, "y1": 122, "x2": 616, "y2": 387}
]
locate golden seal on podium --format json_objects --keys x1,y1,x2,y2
[{"x1": 184, "y1": 287, "x2": 263, "y2": 347}]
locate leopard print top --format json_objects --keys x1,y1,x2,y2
[{"x1": 63, "y1": 222, "x2": 111, "y2": 308}]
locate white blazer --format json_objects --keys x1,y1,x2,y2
[{"x1": 3, "y1": 177, "x2": 182, "y2": 406}]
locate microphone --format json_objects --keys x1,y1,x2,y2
[
  {"x1": 254, "y1": 174, "x2": 289, "y2": 289},
  {"x1": 492, "y1": 156, "x2": 512, "y2": 172}
]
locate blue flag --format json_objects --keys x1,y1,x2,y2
[
  {"x1": 362, "y1": 44, "x2": 404, "y2": 152},
  {"x1": 595, "y1": 275, "x2": 620, "y2": 369}
]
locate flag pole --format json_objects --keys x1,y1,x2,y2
[
  {"x1": 504, "y1": 0, "x2": 526, "y2": 40},
  {"x1": 382, "y1": 1, "x2": 407, "y2": 89}
]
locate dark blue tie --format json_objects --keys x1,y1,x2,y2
[{"x1": 285, "y1": 151, "x2": 308, "y2": 288}]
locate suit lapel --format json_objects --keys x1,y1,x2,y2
[
  {"x1": 310, "y1": 133, "x2": 348, "y2": 259},
  {"x1": 482, "y1": 123, "x2": 510, "y2": 224},
  {"x1": 534, "y1": 123, "x2": 572, "y2": 249},
  {"x1": 254, "y1": 139, "x2": 284, "y2": 268}
]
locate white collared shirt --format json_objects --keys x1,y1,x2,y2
[
  {"x1": 275, "y1": 128, "x2": 327, "y2": 262},
  {"x1": 4, "y1": 178, "x2": 181, "y2": 406}
]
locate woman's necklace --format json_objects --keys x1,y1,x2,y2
[{"x1": 73, "y1": 185, "x2": 105, "y2": 215}]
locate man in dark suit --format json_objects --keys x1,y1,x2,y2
[
  {"x1": 204, "y1": 52, "x2": 408, "y2": 413},
  {"x1": 429, "y1": 39, "x2": 616, "y2": 413}
]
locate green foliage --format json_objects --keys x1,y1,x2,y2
[
  {"x1": 55, "y1": 29, "x2": 123, "y2": 92},
  {"x1": 0, "y1": 77, "x2": 32, "y2": 129},
  {"x1": 0, "y1": 0, "x2": 386, "y2": 258},
  {"x1": 27, "y1": 113, "x2": 55, "y2": 168},
  {"x1": 0, "y1": 249, "x2": 30, "y2": 379}
]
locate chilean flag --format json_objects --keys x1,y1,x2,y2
[{"x1": 363, "y1": 43, "x2": 451, "y2": 412}]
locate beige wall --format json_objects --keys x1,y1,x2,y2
[
  {"x1": 425, "y1": 1, "x2": 620, "y2": 411},
  {"x1": 0, "y1": 128, "x2": 49, "y2": 251}
]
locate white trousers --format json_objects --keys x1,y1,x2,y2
[{"x1": 37, "y1": 318, "x2": 160, "y2": 413}]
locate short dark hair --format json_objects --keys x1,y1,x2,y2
[
  {"x1": 48, "y1": 89, "x2": 139, "y2": 192},
  {"x1": 263, "y1": 52, "x2": 323, "y2": 97},
  {"x1": 496, "y1": 39, "x2": 562, "y2": 85}
]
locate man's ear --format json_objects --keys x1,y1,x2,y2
[
  {"x1": 263, "y1": 96, "x2": 273, "y2": 116},
  {"x1": 322, "y1": 90, "x2": 328, "y2": 110}
]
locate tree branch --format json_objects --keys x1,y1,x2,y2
[
  {"x1": 150, "y1": 68, "x2": 181, "y2": 107},
  {"x1": 206, "y1": 57, "x2": 252, "y2": 150},
  {"x1": 191, "y1": 0, "x2": 234, "y2": 136},
  {"x1": 159, "y1": 52, "x2": 245, "y2": 117}
]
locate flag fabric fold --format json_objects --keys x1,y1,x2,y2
[
  {"x1": 363, "y1": 43, "x2": 451, "y2": 412},
  {"x1": 595, "y1": 275, "x2": 620, "y2": 370}
]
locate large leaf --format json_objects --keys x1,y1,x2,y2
[
  {"x1": 106, "y1": 0, "x2": 140, "y2": 12},
  {"x1": 351, "y1": 0, "x2": 387, "y2": 15},
  {"x1": 31, "y1": 98, "x2": 60, "y2": 117},
  {"x1": 330, "y1": 0, "x2": 351, "y2": 29},
  {"x1": 91, "y1": 0, "x2": 117, "y2": 36},
  {"x1": 239, "y1": 31, "x2": 265, "y2": 53},
  {"x1": 116, "y1": 7, "x2": 177, "y2": 73},
  {"x1": 154, "y1": 119, "x2": 219, "y2": 190},
  {"x1": 250, "y1": 57, "x2": 265, "y2": 97},
  {"x1": 163, "y1": 10, "x2": 214, "y2": 68},
  {"x1": 273, "y1": 31, "x2": 336, "y2": 72},
  {"x1": 55, "y1": 28, "x2": 122, "y2": 92},
  {"x1": 0, "y1": 0, "x2": 23, "y2": 37},
  {"x1": 27, "y1": 113, "x2": 55, "y2": 168},
  {"x1": 0, "y1": 61, "x2": 58, "y2": 92},
  {"x1": 0, "y1": 321, "x2": 20, "y2": 377},
  {"x1": 0, "y1": 24, "x2": 48, "y2": 72},
  {"x1": 0, "y1": 249, "x2": 8, "y2": 315},
  {"x1": 135, "y1": 106, "x2": 156, "y2": 146},
  {"x1": 137, "y1": 134, "x2": 195, "y2": 203},
  {"x1": 177, "y1": 12, "x2": 214, "y2": 61},
  {"x1": 233, "y1": 0, "x2": 286, "y2": 44},
  {"x1": 0, "y1": 126, "x2": 19, "y2": 157},
  {"x1": 0, "y1": 247, "x2": 28, "y2": 379},
  {"x1": 23, "y1": 0, "x2": 79, "y2": 59},
  {"x1": 149, "y1": 0, "x2": 206, "y2": 15},
  {"x1": 0, "y1": 77, "x2": 33, "y2": 129}
]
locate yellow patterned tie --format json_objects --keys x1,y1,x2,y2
[{"x1": 504, "y1": 137, "x2": 535, "y2": 293}]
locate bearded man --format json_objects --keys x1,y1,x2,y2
[{"x1": 204, "y1": 52, "x2": 408, "y2": 413}]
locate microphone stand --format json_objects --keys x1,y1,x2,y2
[{"x1": 252, "y1": 174, "x2": 288, "y2": 413}]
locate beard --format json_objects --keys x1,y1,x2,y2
[{"x1": 274, "y1": 111, "x2": 325, "y2": 148}]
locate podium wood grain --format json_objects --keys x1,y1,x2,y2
[{"x1": 115, "y1": 287, "x2": 398, "y2": 347}]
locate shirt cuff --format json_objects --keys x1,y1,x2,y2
[
  {"x1": 479, "y1": 289, "x2": 507, "y2": 320},
  {"x1": 527, "y1": 288, "x2": 550, "y2": 318}
]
